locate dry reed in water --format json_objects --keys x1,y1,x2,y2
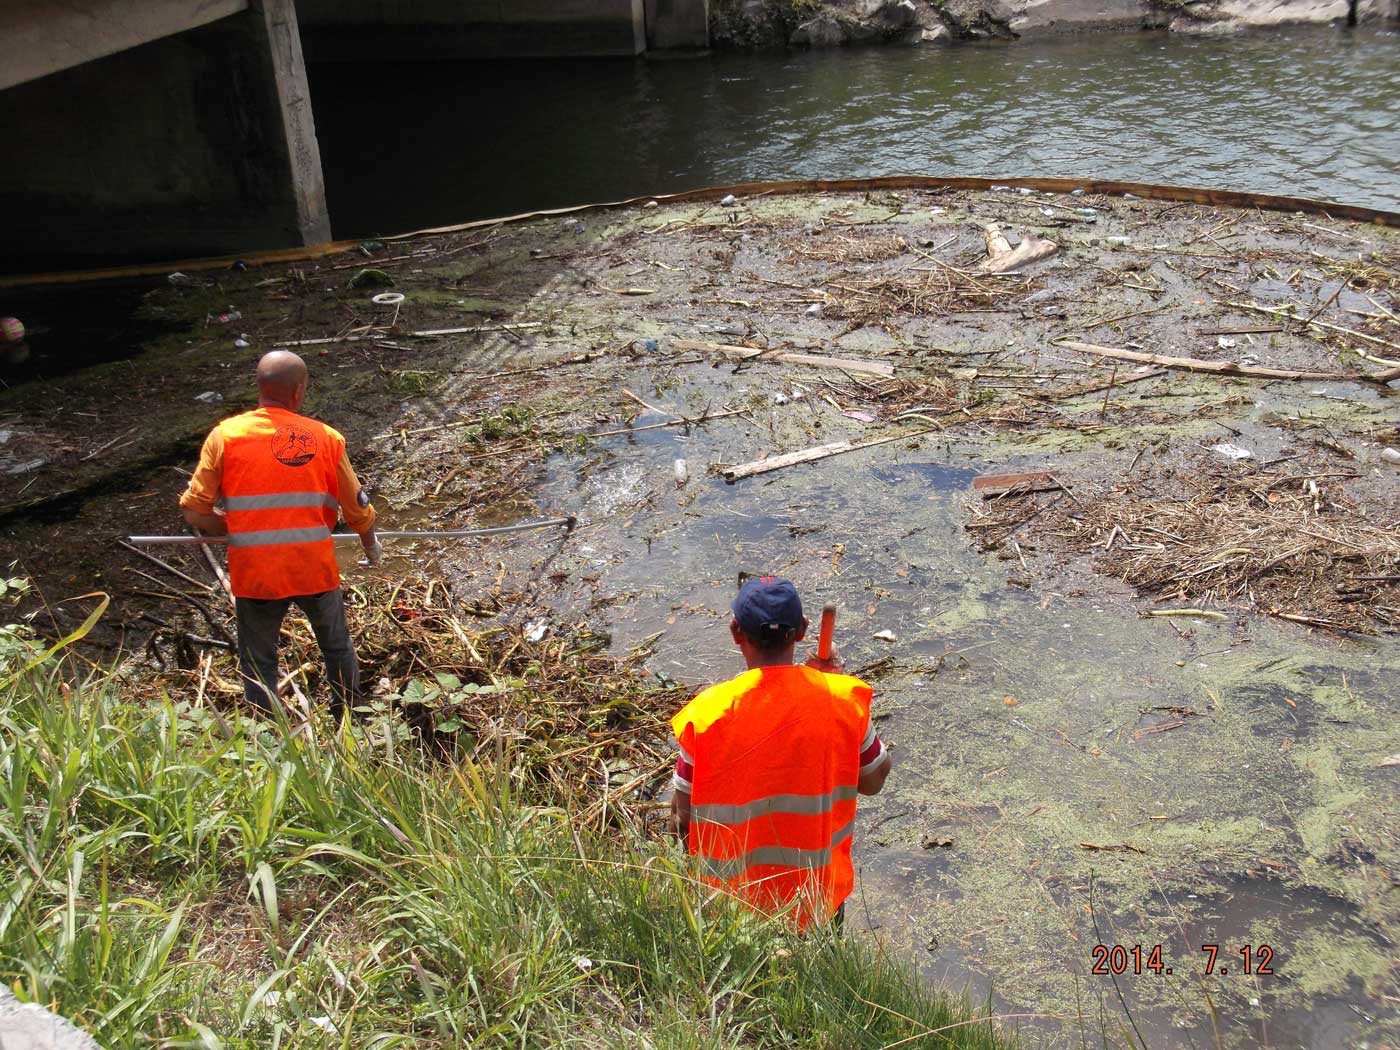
[
  {"x1": 1028, "y1": 456, "x2": 1400, "y2": 633},
  {"x1": 139, "y1": 577, "x2": 685, "y2": 831}
]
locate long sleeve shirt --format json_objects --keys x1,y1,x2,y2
[{"x1": 178, "y1": 419, "x2": 377, "y2": 534}]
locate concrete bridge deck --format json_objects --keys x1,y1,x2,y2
[{"x1": 1, "y1": 0, "x2": 708, "y2": 270}]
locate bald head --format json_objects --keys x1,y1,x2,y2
[{"x1": 256, "y1": 351, "x2": 308, "y2": 409}]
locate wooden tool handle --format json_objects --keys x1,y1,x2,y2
[{"x1": 817, "y1": 604, "x2": 836, "y2": 660}]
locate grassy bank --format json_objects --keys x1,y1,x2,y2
[{"x1": 0, "y1": 606, "x2": 1009, "y2": 1049}]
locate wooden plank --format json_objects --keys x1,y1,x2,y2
[
  {"x1": 973, "y1": 472, "x2": 1064, "y2": 499},
  {"x1": 1197, "y1": 325, "x2": 1284, "y2": 336},
  {"x1": 723, "y1": 441, "x2": 852, "y2": 481},
  {"x1": 672, "y1": 338, "x2": 895, "y2": 378},
  {"x1": 721, "y1": 427, "x2": 936, "y2": 483}
]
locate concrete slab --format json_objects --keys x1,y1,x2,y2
[
  {"x1": 0, "y1": 1, "x2": 330, "y2": 268},
  {"x1": 0, "y1": 0, "x2": 248, "y2": 91},
  {"x1": 0, "y1": 988, "x2": 103, "y2": 1050}
]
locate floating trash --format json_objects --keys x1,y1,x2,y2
[{"x1": 1210, "y1": 443, "x2": 1253, "y2": 461}]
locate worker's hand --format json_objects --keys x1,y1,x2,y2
[
  {"x1": 182, "y1": 508, "x2": 228, "y2": 536},
  {"x1": 805, "y1": 650, "x2": 844, "y2": 675},
  {"x1": 358, "y1": 531, "x2": 383, "y2": 568}
]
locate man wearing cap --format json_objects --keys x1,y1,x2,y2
[
  {"x1": 179, "y1": 350, "x2": 381, "y2": 718},
  {"x1": 670, "y1": 577, "x2": 891, "y2": 928}
]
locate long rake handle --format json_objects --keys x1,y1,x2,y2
[
  {"x1": 817, "y1": 604, "x2": 836, "y2": 660},
  {"x1": 127, "y1": 516, "x2": 577, "y2": 546}
]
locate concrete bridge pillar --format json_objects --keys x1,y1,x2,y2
[
  {"x1": 646, "y1": 0, "x2": 710, "y2": 49},
  {"x1": 0, "y1": 0, "x2": 329, "y2": 270}
]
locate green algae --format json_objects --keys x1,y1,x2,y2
[{"x1": 3, "y1": 188, "x2": 1397, "y2": 1048}]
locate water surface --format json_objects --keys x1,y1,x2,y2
[{"x1": 311, "y1": 25, "x2": 1400, "y2": 238}]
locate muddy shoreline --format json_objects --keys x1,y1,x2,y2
[
  {"x1": 709, "y1": 0, "x2": 1396, "y2": 50},
  {"x1": 1, "y1": 185, "x2": 1397, "y2": 1047}
]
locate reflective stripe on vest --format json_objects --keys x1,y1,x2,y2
[
  {"x1": 698, "y1": 816, "x2": 855, "y2": 881},
  {"x1": 226, "y1": 525, "x2": 334, "y2": 548},
  {"x1": 224, "y1": 492, "x2": 340, "y2": 512},
  {"x1": 672, "y1": 666, "x2": 872, "y2": 926},
  {"x1": 691, "y1": 784, "x2": 859, "y2": 826},
  {"x1": 216, "y1": 408, "x2": 344, "y2": 600}
]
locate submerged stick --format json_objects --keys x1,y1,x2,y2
[
  {"x1": 1224, "y1": 300, "x2": 1400, "y2": 354},
  {"x1": 127, "y1": 517, "x2": 577, "y2": 546},
  {"x1": 273, "y1": 322, "x2": 542, "y2": 348},
  {"x1": 672, "y1": 339, "x2": 896, "y2": 378},
  {"x1": 1056, "y1": 340, "x2": 1396, "y2": 384},
  {"x1": 118, "y1": 540, "x2": 216, "y2": 591}
]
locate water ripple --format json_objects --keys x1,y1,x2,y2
[{"x1": 311, "y1": 26, "x2": 1400, "y2": 236}]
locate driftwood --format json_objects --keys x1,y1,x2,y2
[
  {"x1": 1223, "y1": 299, "x2": 1400, "y2": 357},
  {"x1": 722, "y1": 427, "x2": 937, "y2": 483},
  {"x1": 1056, "y1": 340, "x2": 1400, "y2": 385},
  {"x1": 977, "y1": 223, "x2": 1058, "y2": 274},
  {"x1": 673, "y1": 338, "x2": 895, "y2": 378},
  {"x1": 973, "y1": 472, "x2": 1065, "y2": 499}
]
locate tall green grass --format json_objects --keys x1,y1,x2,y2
[{"x1": 0, "y1": 624, "x2": 1009, "y2": 1048}]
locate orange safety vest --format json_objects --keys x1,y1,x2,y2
[
  {"x1": 218, "y1": 407, "x2": 343, "y2": 600},
  {"x1": 671, "y1": 665, "x2": 872, "y2": 928}
]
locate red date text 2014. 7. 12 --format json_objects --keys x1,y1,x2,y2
[{"x1": 1090, "y1": 945, "x2": 1275, "y2": 976}]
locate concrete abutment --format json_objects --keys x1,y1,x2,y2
[
  {"x1": 0, "y1": 0, "x2": 710, "y2": 270},
  {"x1": 1, "y1": 0, "x2": 328, "y2": 270},
  {"x1": 293, "y1": 0, "x2": 710, "y2": 60}
]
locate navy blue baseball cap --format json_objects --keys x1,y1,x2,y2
[{"x1": 732, "y1": 577, "x2": 804, "y2": 639}]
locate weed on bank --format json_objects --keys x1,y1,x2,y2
[{"x1": 0, "y1": 607, "x2": 1008, "y2": 1049}]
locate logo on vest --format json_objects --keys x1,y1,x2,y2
[{"x1": 271, "y1": 424, "x2": 318, "y2": 467}]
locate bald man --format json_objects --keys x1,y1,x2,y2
[{"x1": 180, "y1": 351, "x2": 380, "y2": 717}]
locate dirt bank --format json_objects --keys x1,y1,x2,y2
[
  {"x1": 1, "y1": 183, "x2": 1397, "y2": 1047},
  {"x1": 710, "y1": 0, "x2": 1395, "y2": 47}
]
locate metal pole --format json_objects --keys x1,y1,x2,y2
[{"x1": 127, "y1": 516, "x2": 577, "y2": 546}]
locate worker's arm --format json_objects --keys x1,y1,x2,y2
[
  {"x1": 857, "y1": 719, "x2": 891, "y2": 796},
  {"x1": 668, "y1": 744, "x2": 695, "y2": 841},
  {"x1": 858, "y1": 751, "x2": 891, "y2": 795},
  {"x1": 669, "y1": 789, "x2": 691, "y2": 840},
  {"x1": 179, "y1": 430, "x2": 228, "y2": 535},
  {"x1": 335, "y1": 449, "x2": 380, "y2": 563}
]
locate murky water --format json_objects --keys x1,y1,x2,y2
[
  {"x1": 311, "y1": 25, "x2": 1400, "y2": 239},
  {"x1": 495, "y1": 344, "x2": 1400, "y2": 1050}
]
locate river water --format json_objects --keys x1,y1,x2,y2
[
  {"x1": 311, "y1": 24, "x2": 1400, "y2": 239},
  {"x1": 302, "y1": 27, "x2": 1400, "y2": 1050}
]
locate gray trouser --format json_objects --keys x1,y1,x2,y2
[{"x1": 234, "y1": 589, "x2": 359, "y2": 718}]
